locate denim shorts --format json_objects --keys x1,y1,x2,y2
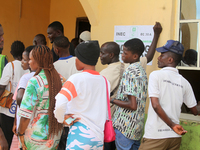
[{"x1": 115, "y1": 128, "x2": 141, "y2": 150}]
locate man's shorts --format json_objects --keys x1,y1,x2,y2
[
  {"x1": 139, "y1": 137, "x2": 181, "y2": 150},
  {"x1": 66, "y1": 122, "x2": 103, "y2": 150}
]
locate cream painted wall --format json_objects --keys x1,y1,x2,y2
[
  {"x1": 0, "y1": 0, "x2": 178, "y2": 75},
  {"x1": 79, "y1": 0, "x2": 177, "y2": 74},
  {"x1": 0, "y1": 0, "x2": 50, "y2": 61},
  {"x1": 79, "y1": 0, "x2": 178, "y2": 111}
]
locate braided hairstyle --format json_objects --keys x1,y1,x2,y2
[{"x1": 31, "y1": 45, "x2": 63, "y2": 137}]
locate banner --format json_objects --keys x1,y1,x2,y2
[{"x1": 114, "y1": 25, "x2": 154, "y2": 65}]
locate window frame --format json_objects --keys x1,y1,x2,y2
[
  {"x1": 176, "y1": 0, "x2": 200, "y2": 70},
  {"x1": 176, "y1": 0, "x2": 200, "y2": 119}
]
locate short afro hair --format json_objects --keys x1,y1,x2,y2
[
  {"x1": 10, "y1": 41, "x2": 25, "y2": 59},
  {"x1": 71, "y1": 38, "x2": 79, "y2": 48},
  {"x1": 48, "y1": 21, "x2": 64, "y2": 34},
  {"x1": 102, "y1": 42, "x2": 120, "y2": 57},
  {"x1": 24, "y1": 45, "x2": 36, "y2": 57},
  {"x1": 183, "y1": 49, "x2": 197, "y2": 66},
  {"x1": 35, "y1": 34, "x2": 47, "y2": 45},
  {"x1": 168, "y1": 51, "x2": 182, "y2": 66},
  {"x1": 53, "y1": 36, "x2": 70, "y2": 49},
  {"x1": 124, "y1": 38, "x2": 144, "y2": 56}
]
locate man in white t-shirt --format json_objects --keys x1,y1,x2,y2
[
  {"x1": 0, "y1": 41, "x2": 28, "y2": 149},
  {"x1": 100, "y1": 22, "x2": 162, "y2": 150},
  {"x1": 53, "y1": 35, "x2": 80, "y2": 150},
  {"x1": 139, "y1": 40, "x2": 200, "y2": 150}
]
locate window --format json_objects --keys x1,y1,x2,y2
[
  {"x1": 177, "y1": 0, "x2": 200, "y2": 114},
  {"x1": 177, "y1": 0, "x2": 200, "y2": 69}
]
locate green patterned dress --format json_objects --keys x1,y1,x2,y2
[{"x1": 18, "y1": 70, "x2": 63, "y2": 150}]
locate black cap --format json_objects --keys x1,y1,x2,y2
[{"x1": 75, "y1": 41, "x2": 100, "y2": 66}]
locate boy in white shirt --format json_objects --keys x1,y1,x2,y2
[
  {"x1": 54, "y1": 41, "x2": 110, "y2": 150},
  {"x1": 53, "y1": 36, "x2": 80, "y2": 150}
]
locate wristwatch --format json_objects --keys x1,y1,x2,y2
[
  {"x1": 110, "y1": 98, "x2": 115, "y2": 104},
  {"x1": 18, "y1": 132, "x2": 25, "y2": 136}
]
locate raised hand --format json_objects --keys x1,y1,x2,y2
[{"x1": 153, "y1": 22, "x2": 162, "y2": 35}]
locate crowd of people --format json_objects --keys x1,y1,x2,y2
[{"x1": 0, "y1": 20, "x2": 199, "y2": 150}]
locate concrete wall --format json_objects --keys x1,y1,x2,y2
[
  {"x1": 0, "y1": 0, "x2": 50, "y2": 61},
  {"x1": 79, "y1": 0, "x2": 177, "y2": 74},
  {"x1": 49, "y1": 0, "x2": 87, "y2": 42}
]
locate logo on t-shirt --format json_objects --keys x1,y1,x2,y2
[{"x1": 9, "y1": 100, "x2": 16, "y2": 114}]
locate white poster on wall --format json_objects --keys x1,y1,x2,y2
[{"x1": 114, "y1": 25, "x2": 154, "y2": 65}]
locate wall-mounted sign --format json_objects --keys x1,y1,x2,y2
[{"x1": 114, "y1": 25, "x2": 154, "y2": 65}]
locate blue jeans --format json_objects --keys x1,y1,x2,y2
[{"x1": 115, "y1": 128, "x2": 141, "y2": 150}]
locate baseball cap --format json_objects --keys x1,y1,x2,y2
[
  {"x1": 79, "y1": 31, "x2": 91, "y2": 41},
  {"x1": 156, "y1": 40, "x2": 184, "y2": 55}
]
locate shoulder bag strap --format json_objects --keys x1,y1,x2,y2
[
  {"x1": 103, "y1": 76, "x2": 111, "y2": 120},
  {"x1": 9, "y1": 62, "x2": 14, "y2": 92}
]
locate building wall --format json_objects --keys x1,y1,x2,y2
[
  {"x1": 49, "y1": 0, "x2": 87, "y2": 43},
  {"x1": 0, "y1": 0, "x2": 199, "y2": 149},
  {"x1": 79, "y1": 0, "x2": 178, "y2": 112},
  {"x1": 0, "y1": 0, "x2": 177, "y2": 73},
  {"x1": 78, "y1": 1, "x2": 200, "y2": 149},
  {"x1": 79, "y1": 0, "x2": 177, "y2": 74},
  {"x1": 0, "y1": 0, "x2": 50, "y2": 61}
]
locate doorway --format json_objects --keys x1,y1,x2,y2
[{"x1": 75, "y1": 17, "x2": 91, "y2": 38}]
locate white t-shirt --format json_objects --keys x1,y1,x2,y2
[
  {"x1": 16, "y1": 72, "x2": 35, "y2": 130},
  {"x1": 54, "y1": 56, "x2": 80, "y2": 80},
  {"x1": 54, "y1": 70, "x2": 110, "y2": 142},
  {"x1": 18, "y1": 72, "x2": 35, "y2": 89},
  {"x1": 144, "y1": 67, "x2": 197, "y2": 139},
  {"x1": 0, "y1": 60, "x2": 28, "y2": 117}
]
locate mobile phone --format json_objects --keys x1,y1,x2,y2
[{"x1": 65, "y1": 117, "x2": 76, "y2": 124}]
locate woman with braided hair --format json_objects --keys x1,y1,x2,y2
[{"x1": 18, "y1": 45, "x2": 64, "y2": 150}]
